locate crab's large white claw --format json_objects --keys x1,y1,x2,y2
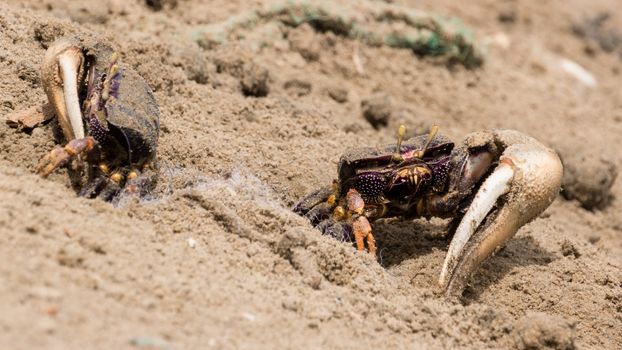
[
  {"x1": 439, "y1": 130, "x2": 563, "y2": 297},
  {"x1": 41, "y1": 37, "x2": 86, "y2": 141}
]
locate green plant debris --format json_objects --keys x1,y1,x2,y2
[{"x1": 189, "y1": 0, "x2": 484, "y2": 68}]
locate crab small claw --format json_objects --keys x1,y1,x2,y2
[
  {"x1": 41, "y1": 37, "x2": 86, "y2": 141},
  {"x1": 352, "y1": 215, "x2": 376, "y2": 257},
  {"x1": 438, "y1": 130, "x2": 563, "y2": 297},
  {"x1": 346, "y1": 189, "x2": 377, "y2": 257}
]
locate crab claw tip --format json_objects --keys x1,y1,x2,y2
[{"x1": 439, "y1": 132, "x2": 563, "y2": 297}]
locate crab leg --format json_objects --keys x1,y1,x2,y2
[
  {"x1": 438, "y1": 130, "x2": 563, "y2": 297},
  {"x1": 37, "y1": 137, "x2": 96, "y2": 177},
  {"x1": 41, "y1": 38, "x2": 85, "y2": 140}
]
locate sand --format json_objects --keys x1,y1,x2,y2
[{"x1": 0, "y1": 0, "x2": 621, "y2": 349}]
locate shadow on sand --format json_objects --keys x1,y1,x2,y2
[{"x1": 373, "y1": 218, "x2": 557, "y2": 302}]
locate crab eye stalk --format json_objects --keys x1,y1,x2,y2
[
  {"x1": 413, "y1": 125, "x2": 440, "y2": 159},
  {"x1": 392, "y1": 124, "x2": 407, "y2": 162},
  {"x1": 395, "y1": 166, "x2": 429, "y2": 187},
  {"x1": 41, "y1": 38, "x2": 86, "y2": 141},
  {"x1": 102, "y1": 53, "x2": 120, "y2": 101}
]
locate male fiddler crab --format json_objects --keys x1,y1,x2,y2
[
  {"x1": 36, "y1": 36, "x2": 159, "y2": 200},
  {"x1": 294, "y1": 125, "x2": 563, "y2": 296}
]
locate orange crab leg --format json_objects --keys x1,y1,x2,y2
[
  {"x1": 37, "y1": 136, "x2": 96, "y2": 177},
  {"x1": 352, "y1": 216, "x2": 376, "y2": 257}
]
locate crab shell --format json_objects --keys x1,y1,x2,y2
[
  {"x1": 336, "y1": 133, "x2": 454, "y2": 199},
  {"x1": 84, "y1": 41, "x2": 159, "y2": 168},
  {"x1": 338, "y1": 133, "x2": 453, "y2": 178}
]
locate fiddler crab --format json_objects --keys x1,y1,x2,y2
[
  {"x1": 294, "y1": 125, "x2": 563, "y2": 296},
  {"x1": 37, "y1": 36, "x2": 159, "y2": 200}
]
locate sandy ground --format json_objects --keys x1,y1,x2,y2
[{"x1": 1, "y1": 0, "x2": 621, "y2": 349}]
